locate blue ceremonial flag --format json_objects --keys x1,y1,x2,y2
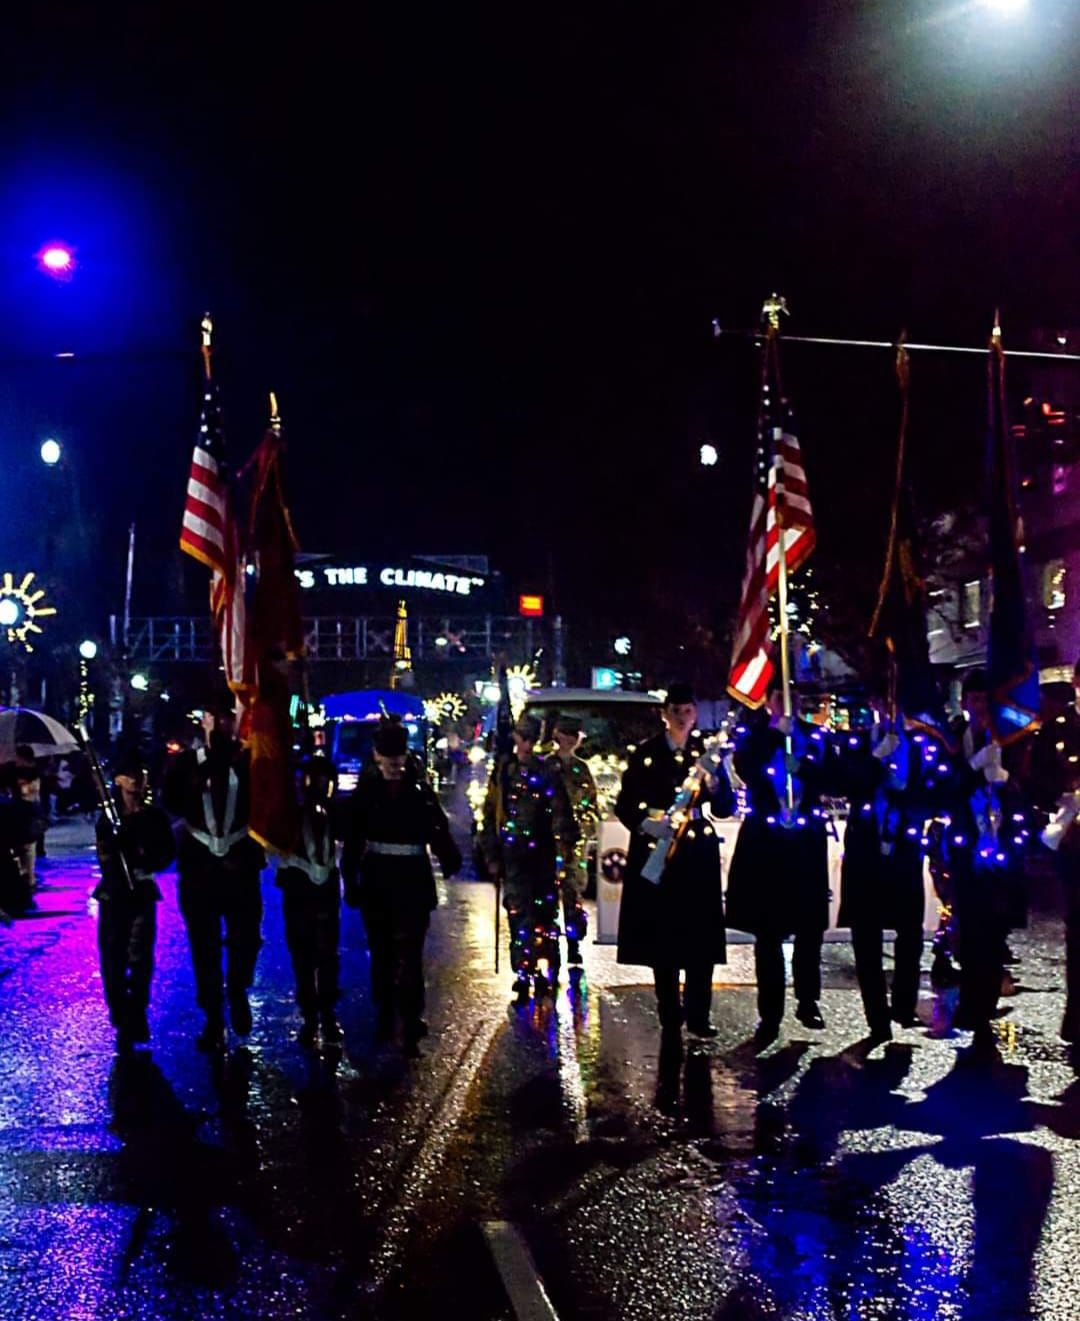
[{"x1": 986, "y1": 325, "x2": 1041, "y2": 745}]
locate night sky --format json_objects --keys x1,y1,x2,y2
[{"x1": 1, "y1": 2, "x2": 1076, "y2": 669}]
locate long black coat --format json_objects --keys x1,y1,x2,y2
[
  {"x1": 725, "y1": 720, "x2": 831, "y2": 937},
  {"x1": 614, "y1": 732, "x2": 734, "y2": 968}
]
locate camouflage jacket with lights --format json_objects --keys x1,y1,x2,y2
[
  {"x1": 553, "y1": 754, "x2": 600, "y2": 840},
  {"x1": 479, "y1": 753, "x2": 576, "y2": 884}
]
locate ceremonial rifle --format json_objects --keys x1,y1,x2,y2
[
  {"x1": 639, "y1": 736, "x2": 726, "y2": 884},
  {"x1": 76, "y1": 723, "x2": 135, "y2": 892}
]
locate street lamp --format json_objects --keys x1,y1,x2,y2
[
  {"x1": 699, "y1": 443, "x2": 719, "y2": 467},
  {"x1": 40, "y1": 438, "x2": 62, "y2": 466},
  {"x1": 130, "y1": 672, "x2": 149, "y2": 691},
  {"x1": 35, "y1": 242, "x2": 76, "y2": 280},
  {"x1": 78, "y1": 639, "x2": 98, "y2": 660}
]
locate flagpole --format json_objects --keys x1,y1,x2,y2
[
  {"x1": 762, "y1": 295, "x2": 796, "y2": 814},
  {"x1": 713, "y1": 324, "x2": 1080, "y2": 363},
  {"x1": 201, "y1": 312, "x2": 213, "y2": 382}
]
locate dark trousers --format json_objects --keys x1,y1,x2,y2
[
  {"x1": 364, "y1": 907, "x2": 430, "y2": 1028},
  {"x1": 178, "y1": 866, "x2": 262, "y2": 1022},
  {"x1": 653, "y1": 963, "x2": 714, "y2": 1031},
  {"x1": 282, "y1": 876, "x2": 341, "y2": 1017},
  {"x1": 852, "y1": 920, "x2": 923, "y2": 1030},
  {"x1": 754, "y1": 928, "x2": 823, "y2": 1027},
  {"x1": 98, "y1": 887, "x2": 158, "y2": 1029},
  {"x1": 954, "y1": 870, "x2": 1009, "y2": 1031}
]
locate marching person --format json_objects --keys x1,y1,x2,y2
[
  {"x1": 726, "y1": 683, "x2": 832, "y2": 1049},
  {"x1": 941, "y1": 669, "x2": 1028, "y2": 1052},
  {"x1": 549, "y1": 714, "x2": 600, "y2": 971},
  {"x1": 342, "y1": 719, "x2": 461, "y2": 1053},
  {"x1": 163, "y1": 701, "x2": 265, "y2": 1052},
  {"x1": 1030, "y1": 659, "x2": 1080, "y2": 1044},
  {"x1": 93, "y1": 748, "x2": 175, "y2": 1051},
  {"x1": 615, "y1": 684, "x2": 734, "y2": 1048},
  {"x1": 838, "y1": 711, "x2": 932, "y2": 1044},
  {"x1": 277, "y1": 754, "x2": 342, "y2": 1049},
  {"x1": 480, "y1": 714, "x2": 576, "y2": 1003}
]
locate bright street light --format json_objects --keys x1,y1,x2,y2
[
  {"x1": 699, "y1": 443, "x2": 719, "y2": 467},
  {"x1": 40, "y1": 438, "x2": 62, "y2": 466},
  {"x1": 35, "y1": 242, "x2": 76, "y2": 280},
  {"x1": 78, "y1": 639, "x2": 98, "y2": 660},
  {"x1": 130, "y1": 672, "x2": 149, "y2": 691},
  {"x1": 0, "y1": 600, "x2": 20, "y2": 628}
]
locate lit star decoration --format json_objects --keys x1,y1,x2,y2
[
  {"x1": 505, "y1": 664, "x2": 537, "y2": 718},
  {"x1": 0, "y1": 572, "x2": 57, "y2": 652},
  {"x1": 424, "y1": 692, "x2": 467, "y2": 725}
]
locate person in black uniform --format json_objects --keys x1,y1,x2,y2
[
  {"x1": 342, "y1": 720, "x2": 461, "y2": 1053},
  {"x1": 725, "y1": 684, "x2": 831, "y2": 1048},
  {"x1": 943, "y1": 669, "x2": 1029, "y2": 1052},
  {"x1": 1030, "y1": 660, "x2": 1080, "y2": 1043},
  {"x1": 163, "y1": 703, "x2": 265, "y2": 1053},
  {"x1": 838, "y1": 715, "x2": 933, "y2": 1044},
  {"x1": 277, "y1": 754, "x2": 342, "y2": 1049},
  {"x1": 93, "y1": 748, "x2": 176, "y2": 1052},
  {"x1": 615, "y1": 683, "x2": 734, "y2": 1047}
]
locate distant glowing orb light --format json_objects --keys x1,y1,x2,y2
[
  {"x1": 0, "y1": 600, "x2": 19, "y2": 628},
  {"x1": 79, "y1": 639, "x2": 98, "y2": 660},
  {"x1": 36, "y1": 243, "x2": 76, "y2": 280},
  {"x1": 40, "y1": 438, "x2": 62, "y2": 466},
  {"x1": 699, "y1": 443, "x2": 719, "y2": 467},
  {"x1": 130, "y1": 672, "x2": 149, "y2": 691}
]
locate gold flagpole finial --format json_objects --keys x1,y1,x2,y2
[
  {"x1": 269, "y1": 390, "x2": 282, "y2": 436},
  {"x1": 200, "y1": 313, "x2": 213, "y2": 380},
  {"x1": 761, "y1": 293, "x2": 789, "y2": 333},
  {"x1": 991, "y1": 309, "x2": 1003, "y2": 346}
]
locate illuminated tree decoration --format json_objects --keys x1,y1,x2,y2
[
  {"x1": 424, "y1": 692, "x2": 467, "y2": 725},
  {"x1": 0, "y1": 572, "x2": 57, "y2": 652}
]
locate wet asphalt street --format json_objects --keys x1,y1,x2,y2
[{"x1": 2, "y1": 805, "x2": 1079, "y2": 1321}]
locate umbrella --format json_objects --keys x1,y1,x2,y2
[{"x1": 0, "y1": 708, "x2": 79, "y2": 762}]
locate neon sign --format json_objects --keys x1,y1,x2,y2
[{"x1": 294, "y1": 564, "x2": 486, "y2": 596}]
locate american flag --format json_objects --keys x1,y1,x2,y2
[
  {"x1": 727, "y1": 381, "x2": 815, "y2": 708},
  {"x1": 179, "y1": 378, "x2": 250, "y2": 696}
]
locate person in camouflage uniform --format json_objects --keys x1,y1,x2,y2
[
  {"x1": 480, "y1": 714, "x2": 576, "y2": 1003},
  {"x1": 549, "y1": 714, "x2": 599, "y2": 971}
]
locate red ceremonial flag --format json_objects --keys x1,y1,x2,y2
[
  {"x1": 179, "y1": 344, "x2": 252, "y2": 705},
  {"x1": 728, "y1": 380, "x2": 815, "y2": 709},
  {"x1": 245, "y1": 403, "x2": 304, "y2": 855}
]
